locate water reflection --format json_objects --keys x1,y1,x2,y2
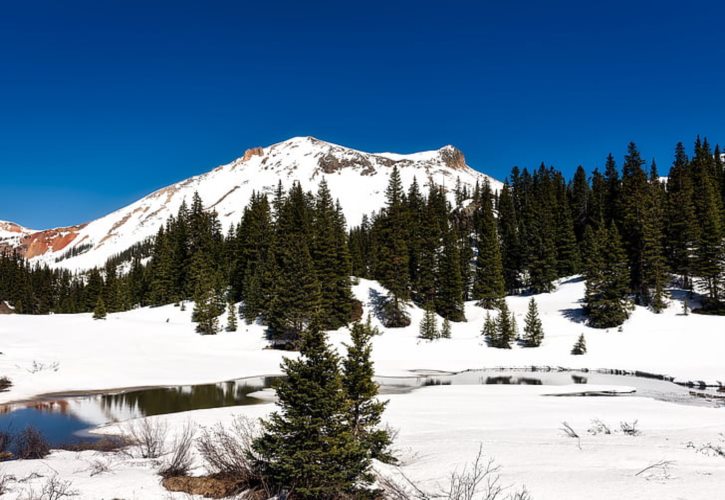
[{"x1": 0, "y1": 376, "x2": 280, "y2": 446}]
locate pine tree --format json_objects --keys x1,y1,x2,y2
[
  {"x1": 569, "y1": 165, "x2": 590, "y2": 242},
  {"x1": 342, "y1": 317, "x2": 394, "y2": 464},
  {"x1": 584, "y1": 225, "x2": 630, "y2": 328},
  {"x1": 497, "y1": 183, "x2": 523, "y2": 292},
  {"x1": 436, "y1": 224, "x2": 465, "y2": 321},
  {"x1": 225, "y1": 301, "x2": 238, "y2": 332},
  {"x1": 253, "y1": 323, "x2": 368, "y2": 498},
  {"x1": 375, "y1": 166, "x2": 411, "y2": 327},
  {"x1": 472, "y1": 180, "x2": 505, "y2": 307},
  {"x1": 493, "y1": 300, "x2": 514, "y2": 349},
  {"x1": 522, "y1": 298, "x2": 544, "y2": 347},
  {"x1": 440, "y1": 317, "x2": 452, "y2": 339},
  {"x1": 482, "y1": 312, "x2": 496, "y2": 346},
  {"x1": 191, "y1": 253, "x2": 225, "y2": 335},
  {"x1": 571, "y1": 334, "x2": 587, "y2": 355},
  {"x1": 665, "y1": 142, "x2": 696, "y2": 288},
  {"x1": 93, "y1": 295, "x2": 107, "y2": 320},
  {"x1": 419, "y1": 302, "x2": 439, "y2": 340}
]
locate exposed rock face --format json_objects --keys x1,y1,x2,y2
[
  {"x1": 242, "y1": 147, "x2": 264, "y2": 161},
  {"x1": 317, "y1": 152, "x2": 376, "y2": 175},
  {"x1": 440, "y1": 146, "x2": 467, "y2": 170},
  {"x1": 0, "y1": 224, "x2": 84, "y2": 259}
]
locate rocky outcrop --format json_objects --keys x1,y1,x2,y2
[
  {"x1": 242, "y1": 147, "x2": 264, "y2": 161},
  {"x1": 439, "y1": 146, "x2": 467, "y2": 170}
]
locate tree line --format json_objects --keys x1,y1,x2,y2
[{"x1": 2, "y1": 137, "x2": 724, "y2": 330}]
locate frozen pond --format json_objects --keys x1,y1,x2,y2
[{"x1": 0, "y1": 369, "x2": 722, "y2": 448}]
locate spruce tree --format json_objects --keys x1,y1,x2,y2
[
  {"x1": 665, "y1": 142, "x2": 696, "y2": 288},
  {"x1": 493, "y1": 300, "x2": 514, "y2": 349},
  {"x1": 482, "y1": 312, "x2": 496, "y2": 346},
  {"x1": 191, "y1": 253, "x2": 225, "y2": 335},
  {"x1": 436, "y1": 224, "x2": 466, "y2": 321},
  {"x1": 522, "y1": 297, "x2": 544, "y2": 347},
  {"x1": 419, "y1": 302, "x2": 439, "y2": 340},
  {"x1": 225, "y1": 301, "x2": 238, "y2": 332},
  {"x1": 472, "y1": 180, "x2": 505, "y2": 307},
  {"x1": 440, "y1": 317, "x2": 452, "y2": 339},
  {"x1": 342, "y1": 317, "x2": 394, "y2": 464},
  {"x1": 253, "y1": 323, "x2": 368, "y2": 498},
  {"x1": 571, "y1": 334, "x2": 587, "y2": 355},
  {"x1": 584, "y1": 225, "x2": 630, "y2": 328},
  {"x1": 375, "y1": 166, "x2": 411, "y2": 327},
  {"x1": 93, "y1": 295, "x2": 107, "y2": 320},
  {"x1": 497, "y1": 183, "x2": 523, "y2": 292}
]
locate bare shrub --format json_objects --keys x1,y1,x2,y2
[
  {"x1": 196, "y1": 416, "x2": 261, "y2": 482},
  {"x1": 0, "y1": 469, "x2": 15, "y2": 495},
  {"x1": 0, "y1": 377, "x2": 11, "y2": 391},
  {"x1": 0, "y1": 429, "x2": 13, "y2": 459},
  {"x1": 559, "y1": 422, "x2": 579, "y2": 439},
  {"x1": 125, "y1": 418, "x2": 168, "y2": 458},
  {"x1": 377, "y1": 445, "x2": 532, "y2": 500},
  {"x1": 19, "y1": 474, "x2": 78, "y2": 500},
  {"x1": 588, "y1": 419, "x2": 611, "y2": 435},
  {"x1": 83, "y1": 458, "x2": 112, "y2": 477},
  {"x1": 160, "y1": 421, "x2": 196, "y2": 478},
  {"x1": 16, "y1": 427, "x2": 50, "y2": 460},
  {"x1": 620, "y1": 420, "x2": 640, "y2": 436}
]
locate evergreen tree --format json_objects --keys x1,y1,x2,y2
[
  {"x1": 569, "y1": 165, "x2": 590, "y2": 242},
  {"x1": 191, "y1": 253, "x2": 225, "y2": 335},
  {"x1": 419, "y1": 302, "x2": 439, "y2": 340},
  {"x1": 665, "y1": 142, "x2": 696, "y2": 288},
  {"x1": 375, "y1": 166, "x2": 411, "y2": 327},
  {"x1": 342, "y1": 317, "x2": 394, "y2": 464},
  {"x1": 93, "y1": 295, "x2": 107, "y2": 320},
  {"x1": 253, "y1": 324, "x2": 368, "y2": 498},
  {"x1": 493, "y1": 300, "x2": 514, "y2": 349},
  {"x1": 482, "y1": 312, "x2": 496, "y2": 346},
  {"x1": 436, "y1": 223, "x2": 466, "y2": 321},
  {"x1": 571, "y1": 334, "x2": 587, "y2": 355},
  {"x1": 584, "y1": 225, "x2": 630, "y2": 328},
  {"x1": 522, "y1": 297, "x2": 544, "y2": 347},
  {"x1": 440, "y1": 317, "x2": 452, "y2": 339},
  {"x1": 472, "y1": 180, "x2": 505, "y2": 307},
  {"x1": 225, "y1": 301, "x2": 238, "y2": 332},
  {"x1": 497, "y1": 183, "x2": 523, "y2": 292}
]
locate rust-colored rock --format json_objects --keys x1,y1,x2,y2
[
  {"x1": 440, "y1": 146, "x2": 467, "y2": 170},
  {"x1": 0, "y1": 224, "x2": 85, "y2": 259},
  {"x1": 242, "y1": 147, "x2": 264, "y2": 161}
]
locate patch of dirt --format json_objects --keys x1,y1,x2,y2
[{"x1": 161, "y1": 475, "x2": 247, "y2": 498}]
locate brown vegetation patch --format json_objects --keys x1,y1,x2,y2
[{"x1": 162, "y1": 474, "x2": 247, "y2": 498}]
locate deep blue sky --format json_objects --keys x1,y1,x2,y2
[{"x1": 2, "y1": 1, "x2": 724, "y2": 228}]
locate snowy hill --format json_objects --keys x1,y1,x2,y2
[{"x1": 0, "y1": 136, "x2": 500, "y2": 270}]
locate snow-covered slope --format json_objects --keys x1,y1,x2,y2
[{"x1": 2, "y1": 136, "x2": 500, "y2": 270}]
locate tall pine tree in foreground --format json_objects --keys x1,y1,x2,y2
[
  {"x1": 522, "y1": 298, "x2": 544, "y2": 347},
  {"x1": 253, "y1": 323, "x2": 368, "y2": 498},
  {"x1": 493, "y1": 301, "x2": 515, "y2": 349},
  {"x1": 342, "y1": 317, "x2": 394, "y2": 464}
]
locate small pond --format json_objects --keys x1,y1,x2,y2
[{"x1": 0, "y1": 369, "x2": 722, "y2": 448}]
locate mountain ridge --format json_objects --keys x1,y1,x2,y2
[{"x1": 0, "y1": 136, "x2": 501, "y2": 270}]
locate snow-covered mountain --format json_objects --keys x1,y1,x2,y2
[{"x1": 0, "y1": 136, "x2": 501, "y2": 270}]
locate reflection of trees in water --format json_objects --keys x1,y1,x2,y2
[
  {"x1": 98, "y1": 377, "x2": 280, "y2": 417},
  {"x1": 484, "y1": 376, "x2": 543, "y2": 385}
]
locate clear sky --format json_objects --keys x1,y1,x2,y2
[{"x1": 2, "y1": 0, "x2": 724, "y2": 228}]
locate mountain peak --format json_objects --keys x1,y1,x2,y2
[{"x1": 4, "y1": 137, "x2": 501, "y2": 270}]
